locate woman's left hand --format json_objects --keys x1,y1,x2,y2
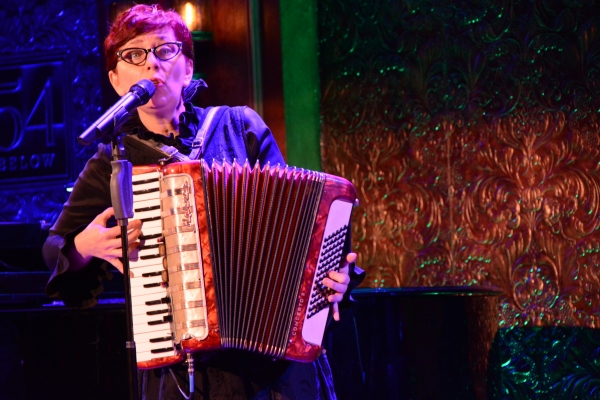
[{"x1": 323, "y1": 252, "x2": 357, "y2": 321}]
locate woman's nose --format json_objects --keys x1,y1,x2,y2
[{"x1": 146, "y1": 51, "x2": 160, "y2": 70}]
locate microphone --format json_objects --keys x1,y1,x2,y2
[{"x1": 78, "y1": 79, "x2": 156, "y2": 145}]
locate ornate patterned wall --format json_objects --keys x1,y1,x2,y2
[
  {"x1": 318, "y1": 1, "x2": 600, "y2": 397},
  {"x1": 0, "y1": 0, "x2": 102, "y2": 225}
]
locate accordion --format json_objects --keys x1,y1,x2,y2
[{"x1": 128, "y1": 160, "x2": 357, "y2": 369}]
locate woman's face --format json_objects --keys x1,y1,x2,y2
[{"x1": 108, "y1": 27, "x2": 193, "y2": 116}]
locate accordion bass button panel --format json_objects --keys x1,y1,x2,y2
[
  {"x1": 161, "y1": 173, "x2": 210, "y2": 344},
  {"x1": 302, "y1": 199, "x2": 354, "y2": 345}
]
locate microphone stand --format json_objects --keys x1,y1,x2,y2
[
  {"x1": 110, "y1": 136, "x2": 139, "y2": 400},
  {"x1": 77, "y1": 80, "x2": 154, "y2": 400}
]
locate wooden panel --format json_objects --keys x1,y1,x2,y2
[
  {"x1": 259, "y1": 0, "x2": 286, "y2": 158},
  {"x1": 195, "y1": 0, "x2": 252, "y2": 109},
  {"x1": 194, "y1": 0, "x2": 286, "y2": 158}
]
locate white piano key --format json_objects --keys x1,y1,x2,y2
[
  {"x1": 135, "y1": 191, "x2": 161, "y2": 203},
  {"x1": 131, "y1": 293, "x2": 170, "y2": 316},
  {"x1": 133, "y1": 202, "x2": 160, "y2": 217},
  {"x1": 135, "y1": 330, "x2": 173, "y2": 345},
  {"x1": 129, "y1": 257, "x2": 163, "y2": 269},
  {"x1": 130, "y1": 243, "x2": 161, "y2": 256},
  {"x1": 138, "y1": 223, "x2": 162, "y2": 234},
  {"x1": 130, "y1": 242, "x2": 163, "y2": 262},
  {"x1": 132, "y1": 171, "x2": 160, "y2": 181},
  {"x1": 132, "y1": 313, "x2": 171, "y2": 329},
  {"x1": 130, "y1": 273, "x2": 163, "y2": 289},
  {"x1": 132, "y1": 323, "x2": 171, "y2": 338},
  {"x1": 132, "y1": 243, "x2": 161, "y2": 258},
  {"x1": 130, "y1": 281, "x2": 167, "y2": 296},
  {"x1": 136, "y1": 349, "x2": 177, "y2": 363},
  {"x1": 130, "y1": 264, "x2": 164, "y2": 276},
  {"x1": 139, "y1": 219, "x2": 162, "y2": 230},
  {"x1": 130, "y1": 263, "x2": 163, "y2": 274},
  {"x1": 132, "y1": 303, "x2": 169, "y2": 319},
  {"x1": 133, "y1": 174, "x2": 160, "y2": 188},
  {"x1": 139, "y1": 231, "x2": 161, "y2": 242},
  {"x1": 136, "y1": 337, "x2": 175, "y2": 356},
  {"x1": 134, "y1": 198, "x2": 161, "y2": 211}
]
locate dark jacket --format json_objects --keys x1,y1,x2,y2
[
  {"x1": 42, "y1": 102, "x2": 362, "y2": 399},
  {"x1": 43, "y1": 104, "x2": 285, "y2": 308}
]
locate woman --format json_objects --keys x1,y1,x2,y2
[{"x1": 43, "y1": 4, "x2": 362, "y2": 399}]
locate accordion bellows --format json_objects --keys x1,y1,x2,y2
[{"x1": 128, "y1": 160, "x2": 357, "y2": 369}]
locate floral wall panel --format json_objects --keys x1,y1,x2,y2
[
  {"x1": 318, "y1": 0, "x2": 600, "y2": 327},
  {"x1": 318, "y1": 1, "x2": 600, "y2": 396}
]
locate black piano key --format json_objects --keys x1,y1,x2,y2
[
  {"x1": 146, "y1": 308, "x2": 169, "y2": 315},
  {"x1": 145, "y1": 297, "x2": 170, "y2": 306},
  {"x1": 141, "y1": 216, "x2": 161, "y2": 223},
  {"x1": 150, "y1": 347, "x2": 175, "y2": 354},
  {"x1": 149, "y1": 336, "x2": 173, "y2": 343},
  {"x1": 135, "y1": 205, "x2": 160, "y2": 213},
  {"x1": 147, "y1": 318, "x2": 169, "y2": 326},
  {"x1": 133, "y1": 187, "x2": 159, "y2": 196},
  {"x1": 133, "y1": 177, "x2": 159, "y2": 186},
  {"x1": 141, "y1": 271, "x2": 162, "y2": 277},
  {"x1": 143, "y1": 282, "x2": 162, "y2": 288},
  {"x1": 140, "y1": 233, "x2": 162, "y2": 240}
]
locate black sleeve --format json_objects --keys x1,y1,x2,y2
[{"x1": 43, "y1": 143, "x2": 115, "y2": 309}]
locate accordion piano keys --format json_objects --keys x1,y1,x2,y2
[{"x1": 129, "y1": 170, "x2": 183, "y2": 368}]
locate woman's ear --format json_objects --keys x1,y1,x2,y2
[
  {"x1": 183, "y1": 58, "x2": 194, "y2": 88},
  {"x1": 108, "y1": 70, "x2": 127, "y2": 96}
]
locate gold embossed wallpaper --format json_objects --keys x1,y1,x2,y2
[{"x1": 318, "y1": 0, "x2": 600, "y2": 330}]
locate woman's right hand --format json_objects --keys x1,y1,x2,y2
[{"x1": 72, "y1": 207, "x2": 142, "y2": 274}]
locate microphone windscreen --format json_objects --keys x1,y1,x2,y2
[{"x1": 130, "y1": 79, "x2": 156, "y2": 103}]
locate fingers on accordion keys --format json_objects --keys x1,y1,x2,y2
[
  {"x1": 157, "y1": 243, "x2": 168, "y2": 282},
  {"x1": 160, "y1": 256, "x2": 169, "y2": 283},
  {"x1": 161, "y1": 254, "x2": 169, "y2": 283}
]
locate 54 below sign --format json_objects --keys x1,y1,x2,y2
[{"x1": 0, "y1": 57, "x2": 70, "y2": 185}]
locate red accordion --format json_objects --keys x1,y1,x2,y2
[{"x1": 128, "y1": 160, "x2": 357, "y2": 369}]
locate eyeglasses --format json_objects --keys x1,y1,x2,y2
[{"x1": 116, "y1": 41, "x2": 183, "y2": 65}]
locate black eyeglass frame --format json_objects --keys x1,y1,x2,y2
[{"x1": 116, "y1": 41, "x2": 183, "y2": 65}]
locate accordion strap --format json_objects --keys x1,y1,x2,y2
[
  {"x1": 188, "y1": 106, "x2": 221, "y2": 161},
  {"x1": 122, "y1": 106, "x2": 221, "y2": 163}
]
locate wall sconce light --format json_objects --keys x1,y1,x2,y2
[{"x1": 172, "y1": 0, "x2": 213, "y2": 41}]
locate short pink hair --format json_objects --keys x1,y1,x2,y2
[{"x1": 104, "y1": 4, "x2": 193, "y2": 71}]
